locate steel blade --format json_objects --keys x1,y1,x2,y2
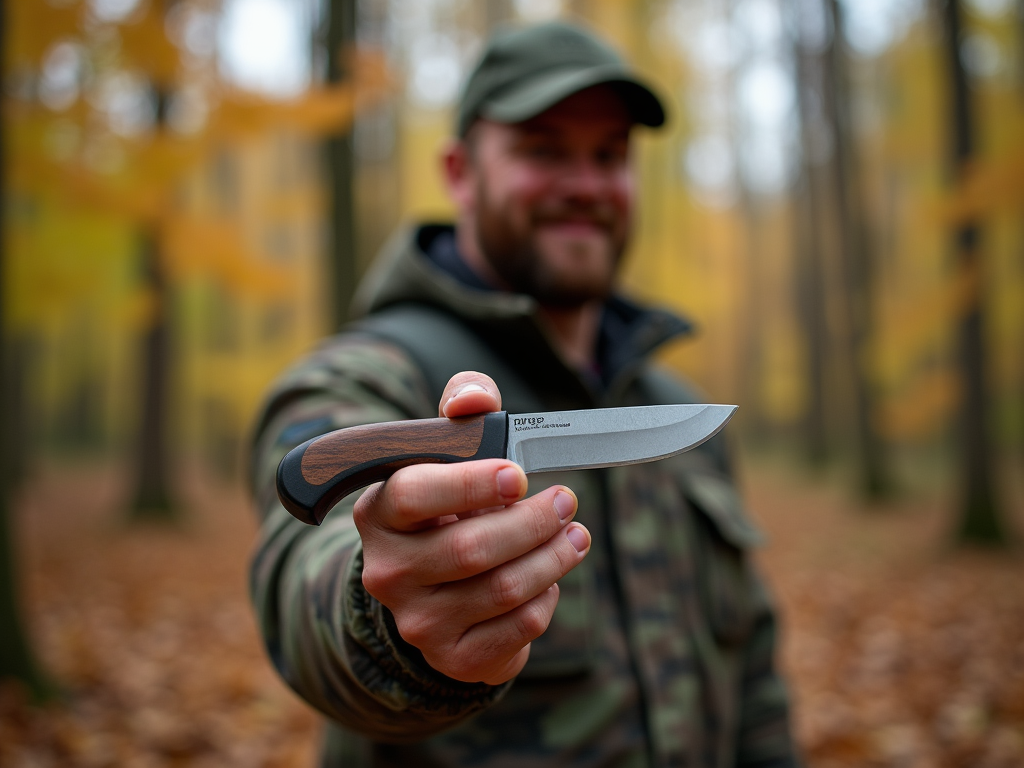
[{"x1": 506, "y1": 404, "x2": 737, "y2": 474}]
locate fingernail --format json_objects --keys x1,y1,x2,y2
[
  {"x1": 566, "y1": 525, "x2": 589, "y2": 553},
  {"x1": 497, "y1": 467, "x2": 523, "y2": 498},
  {"x1": 451, "y1": 383, "x2": 486, "y2": 399},
  {"x1": 553, "y1": 490, "x2": 576, "y2": 521}
]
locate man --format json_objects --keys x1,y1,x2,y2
[{"x1": 250, "y1": 21, "x2": 799, "y2": 768}]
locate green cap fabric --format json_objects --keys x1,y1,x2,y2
[{"x1": 456, "y1": 21, "x2": 666, "y2": 137}]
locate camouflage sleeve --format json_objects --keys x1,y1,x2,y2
[
  {"x1": 248, "y1": 336, "x2": 512, "y2": 742},
  {"x1": 734, "y1": 567, "x2": 802, "y2": 767}
]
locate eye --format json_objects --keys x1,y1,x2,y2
[
  {"x1": 527, "y1": 143, "x2": 558, "y2": 160},
  {"x1": 595, "y1": 143, "x2": 628, "y2": 167},
  {"x1": 517, "y1": 138, "x2": 564, "y2": 162}
]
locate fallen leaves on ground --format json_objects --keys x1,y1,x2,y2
[
  {"x1": 749, "y1": 461, "x2": 1024, "y2": 768},
  {"x1": 1, "y1": 459, "x2": 1022, "y2": 767},
  {"x1": 1, "y1": 464, "x2": 319, "y2": 768}
]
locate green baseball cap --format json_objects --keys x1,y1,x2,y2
[{"x1": 456, "y1": 21, "x2": 666, "y2": 137}]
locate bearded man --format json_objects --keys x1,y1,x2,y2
[{"x1": 249, "y1": 21, "x2": 800, "y2": 768}]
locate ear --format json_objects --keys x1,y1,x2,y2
[{"x1": 441, "y1": 138, "x2": 476, "y2": 211}]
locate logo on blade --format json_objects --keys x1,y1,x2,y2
[
  {"x1": 513, "y1": 416, "x2": 545, "y2": 427},
  {"x1": 512, "y1": 416, "x2": 572, "y2": 432}
]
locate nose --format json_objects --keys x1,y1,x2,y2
[{"x1": 556, "y1": 155, "x2": 610, "y2": 201}]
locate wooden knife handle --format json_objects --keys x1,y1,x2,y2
[{"x1": 277, "y1": 411, "x2": 509, "y2": 525}]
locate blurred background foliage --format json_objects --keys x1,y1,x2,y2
[
  {"x1": 1, "y1": 0, "x2": 1023, "y2": 760},
  {"x1": 4, "y1": 0, "x2": 1023, "y2": 504}
]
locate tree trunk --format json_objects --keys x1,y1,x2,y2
[
  {"x1": 729, "y1": 0, "x2": 769, "y2": 442},
  {"x1": 0, "y1": 0, "x2": 53, "y2": 696},
  {"x1": 1017, "y1": 0, "x2": 1024, "y2": 488},
  {"x1": 792, "y1": 0, "x2": 832, "y2": 467},
  {"x1": 824, "y1": 0, "x2": 892, "y2": 498},
  {"x1": 737, "y1": 194, "x2": 771, "y2": 442},
  {"x1": 940, "y1": 0, "x2": 1005, "y2": 544},
  {"x1": 129, "y1": 88, "x2": 175, "y2": 521},
  {"x1": 129, "y1": 229, "x2": 175, "y2": 520},
  {"x1": 324, "y1": 0, "x2": 358, "y2": 329},
  {"x1": 485, "y1": 0, "x2": 512, "y2": 28},
  {"x1": 0, "y1": 474, "x2": 53, "y2": 701},
  {"x1": 1019, "y1": 0, "x2": 1024, "y2": 91}
]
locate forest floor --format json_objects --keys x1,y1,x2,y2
[
  {"x1": 748, "y1": 454, "x2": 1024, "y2": 768},
  {"x1": 1, "y1": 456, "x2": 1023, "y2": 768}
]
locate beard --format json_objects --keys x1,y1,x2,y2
[{"x1": 474, "y1": 185, "x2": 629, "y2": 309}]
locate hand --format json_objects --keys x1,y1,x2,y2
[{"x1": 353, "y1": 371, "x2": 591, "y2": 686}]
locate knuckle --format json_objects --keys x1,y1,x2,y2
[
  {"x1": 360, "y1": 562, "x2": 386, "y2": 597},
  {"x1": 360, "y1": 557, "x2": 410, "y2": 600},
  {"x1": 386, "y1": 475, "x2": 427, "y2": 522},
  {"x1": 524, "y1": 500, "x2": 554, "y2": 543},
  {"x1": 352, "y1": 489, "x2": 377, "y2": 532},
  {"x1": 549, "y1": 538, "x2": 578, "y2": 575},
  {"x1": 394, "y1": 611, "x2": 434, "y2": 649},
  {"x1": 447, "y1": 525, "x2": 490, "y2": 575},
  {"x1": 490, "y1": 567, "x2": 526, "y2": 611},
  {"x1": 442, "y1": 461, "x2": 500, "y2": 513},
  {"x1": 514, "y1": 600, "x2": 552, "y2": 642},
  {"x1": 453, "y1": 463, "x2": 489, "y2": 508}
]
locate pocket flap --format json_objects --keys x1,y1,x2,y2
[{"x1": 680, "y1": 473, "x2": 763, "y2": 549}]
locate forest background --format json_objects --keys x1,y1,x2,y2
[{"x1": 1, "y1": 0, "x2": 1023, "y2": 766}]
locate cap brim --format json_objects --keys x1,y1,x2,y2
[{"x1": 478, "y1": 64, "x2": 666, "y2": 129}]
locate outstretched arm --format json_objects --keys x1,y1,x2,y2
[{"x1": 249, "y1": 340, "x2": 590, "y2": 741}]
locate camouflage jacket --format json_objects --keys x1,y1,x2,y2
[{"x1": 249, "y1": 224, "x2": 799, "y2": 767}]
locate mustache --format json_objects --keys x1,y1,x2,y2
[{"x1": 531, "y1": 204, "x2": 617, "y2": 230}]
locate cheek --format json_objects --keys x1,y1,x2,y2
[
  {"x1": 611, "y1": 175, "x2": 635, "y2": 218},
  {"x1": 498, "y1": 166, "x2": 554, "y2": 214}
]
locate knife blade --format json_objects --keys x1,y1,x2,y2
[{"x1": 277, "y1": 404, "x2": 737, "y2": 526}]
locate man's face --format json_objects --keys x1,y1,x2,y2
[{"x1": 461, "y1": 86, "x2": 635, "y2": 307}]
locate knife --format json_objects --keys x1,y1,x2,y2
[{"x1": 277, "y1": 404, "x2": 737, "y2": 525}]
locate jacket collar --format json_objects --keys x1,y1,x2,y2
[{"x1": 351, "y1": 223, "x2": 694, "y2": 406}]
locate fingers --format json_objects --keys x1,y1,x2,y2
[
  {"x1": 439, "y1": 521, "x2": 591, "y2": 625},
  {"x1": 355, "y1": 459, "x2": 527, "y2": 532},
  {"x1": 361, "y1": 485, "x2": 580, "y2": 599},
  {"x1": 418, "y1": 488, "x2": 580, "y2": 584},
  {"x1": 451, "y1": 519, "x2": 590, "y2": 685},
  {"x1": 356, "y1": 467, "x2": 593, "y2": 687},
  {"x1": 440, "y1": 371, "x2": 501, "y2": 418},
  {"x1": 429, "y1": 585, "x2": 562, "y2": 684}
]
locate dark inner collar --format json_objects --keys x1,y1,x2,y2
[{"x1": 420, "y1": 224, "x2": 693, "y2": 390}]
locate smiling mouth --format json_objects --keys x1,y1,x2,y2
[{"x1": 537, "y1": 219, "x2": 608, "y2": 236}]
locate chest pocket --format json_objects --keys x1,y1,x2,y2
[{"x1": 680, "y1": 471, "x2": 763, "y2": 649}]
